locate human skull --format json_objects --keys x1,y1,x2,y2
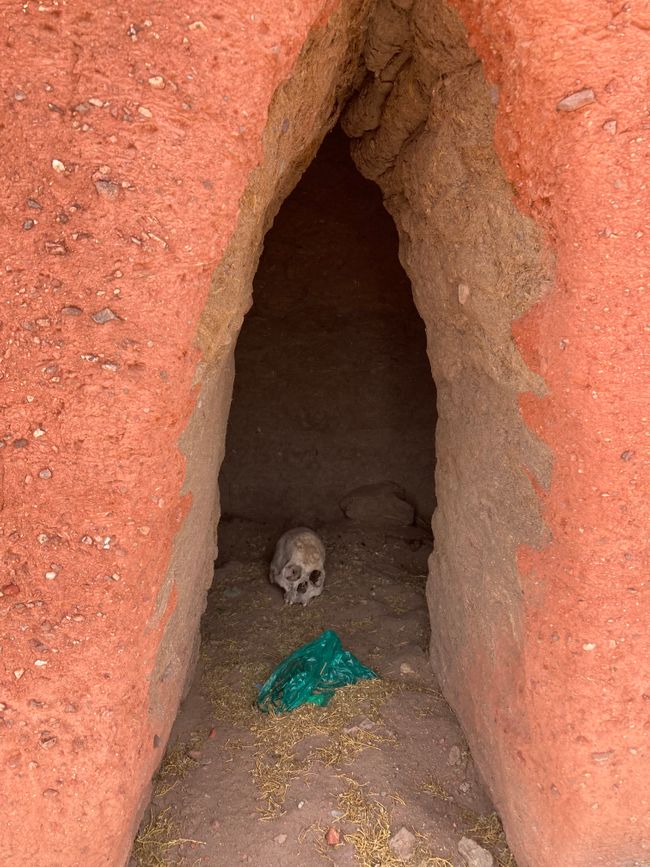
[{"x1": 269, "y1": 527, "x2": 326, "y2": 607}]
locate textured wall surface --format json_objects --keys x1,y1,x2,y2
[
  {"x1": 0, "y1": 1, "x2": 371, "y2": 864},
  {"x1": 450, "y1": 1, "x2": 650, "y2": 865},
  {"x1": 0, "y1": 1, "x2": 647, "y2": 866}
]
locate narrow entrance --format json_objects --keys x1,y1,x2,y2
[
  {"x1": 132, "y1": 126, "x2": 516, "y2": 867},
  {"x1": 219, "y1": 125, "x2": 437, "y2": 531}
]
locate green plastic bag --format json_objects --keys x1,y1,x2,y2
[{"x1": 257, "y1": 630, "x2": 377, "y2": 714}]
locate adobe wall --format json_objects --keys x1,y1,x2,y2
[
  {"x1": 344, "y1": 0, "x2": 650, "y2": 864},
  {"x1": 0, "y1": 1, "x2": 647, "y2": 866},
  {"x1": 0, "y1": 1, "x2": 372, "y2": 863}
]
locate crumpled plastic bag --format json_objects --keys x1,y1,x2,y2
[{"x1": 257, "y1": 629, "x2": 376, "y2": 714}]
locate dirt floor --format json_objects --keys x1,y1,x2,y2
[{"x1": 130, "y1": 519, "x2": 516, "y2": 867}]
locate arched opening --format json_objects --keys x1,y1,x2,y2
[
  {"x1": 134, "y1": 1, "x2": 549, "y2": 865},
  {"x1": 132, "y1": 125, "x2": 517, "y2": 867},
  {"x1": 219, "y1": 125, "x2": 437, "y2": 531}
]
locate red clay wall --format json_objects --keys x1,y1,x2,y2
[
  {"x1": 451, "y1": 2, "x2": 650, "y2": 865},
  {"x1": 1, "y1": 2, "x2": 648, "y2": 867},
  {"x1": 0, "y1": 2, "x2": 352, "y2": 864}
]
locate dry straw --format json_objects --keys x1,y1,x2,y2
[
  {"x1": 463, "y1": 809, "x2": 517, "y2": 867},
  {"x1": 131, "y1": 809, "x2": 204, "y2": 867}
]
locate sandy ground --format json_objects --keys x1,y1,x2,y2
[{"x1": 130, "y1": 519, "x2": 516, "y2": 867}]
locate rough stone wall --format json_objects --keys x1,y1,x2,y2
[{"x1": 345, "y1": 2, "x2": 650, "y2": 866}]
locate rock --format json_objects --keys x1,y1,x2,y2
[
  {"x1": 94, "y1": 178, "x2": 120, "y2": 200},
  {"x1": 91, "y1": 307, "x2": 119, "y2": 324},
  {"x1": 448, "y1": 745, "x2": 462, "y2": 766},
  {"x1": 339, "y1": 481, "x2": 415, "y2": 526},
  {"x1": 389, "y1": 827, "x2": 416, "y2": 859},
  {"x1": 325, "y1": 827, "x2": 340, "y2": 846},
  {"x1": 274, "y1": 833, "x2": 287, "y2": 845},
  {"x1": 458, "y1": 836, "x2": 494, "y2": 867},
  {"x1": 400, "y1": 662, "x2": 415, "y2": 676},
  {"x1": 556, "y1": 88, "x2": 596, "y2": 112}
]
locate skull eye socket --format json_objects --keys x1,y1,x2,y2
[
  {"x1": 296, "y1": 582, "x2": 307, "y2": 594},
  {"x1": 309, "y1": 570, "x2": 321, "y2": 585}
]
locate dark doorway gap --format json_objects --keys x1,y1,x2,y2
[{"x1": 219, "y1": 125, "x2": 437, "y2": 528}]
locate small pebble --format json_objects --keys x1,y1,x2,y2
[
  {"x1": 51, "y1": 159, "x2": 66, "y2": 172},
  {"x1": 458, "y1": 836, "x2": 494, "y2": 867},
  {"x1": 389, "y1": 827, "x2": 416, "y2": 859},
  {"x1": 92, "y1": 307, "x2": 119, "y2": 324},
  {"x1": 448, "y1": 745, "x2": 462, "y2": 766},
  {"x1": 39, "y1": 468, "x2": 52, "y2": 479},
  {"x1": 23, "y1": 219, "x2": 35, "y2": 230},
  {"x1": 94, "y1": 179, "x2": 120, "y2": 200},
  {"x1": 325, "y1": 827, "x2": 340, "y2": 846},
  {"x1": 556, "y1": 88, "x2": 596, "y2": 112},
  {"x1": 273, "y1": 834, "x2": 287, "y2": 845},
  {"x1": 27, "y1": 198, "x2": 42, "y2": 209}
]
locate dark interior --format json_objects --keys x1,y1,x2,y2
[{"x1": 218, "y1": 126, "x2": 437, "y2": 528}]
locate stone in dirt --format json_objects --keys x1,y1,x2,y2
[
  {"x1": 458, "y1": 836, "x2": 494, "y2": 866},
  {"x1": 448, "y1": 744, "x2": 462, "y2": 766},
  {"x1": 273, "y1": 833, "x2": 287, "y2": 845},
  {"x1": 339, "y1": 481, "x2": 415, "y2": 526},
  {"x1": 389, "y1": 826, "x2": 417, "y2": 859},
  {"x1": 325, "y1": 826, "x2": 340, "y2": 846},
  {"x1": 556, "y1": 88, "x2": 596, "y2": 111}
]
